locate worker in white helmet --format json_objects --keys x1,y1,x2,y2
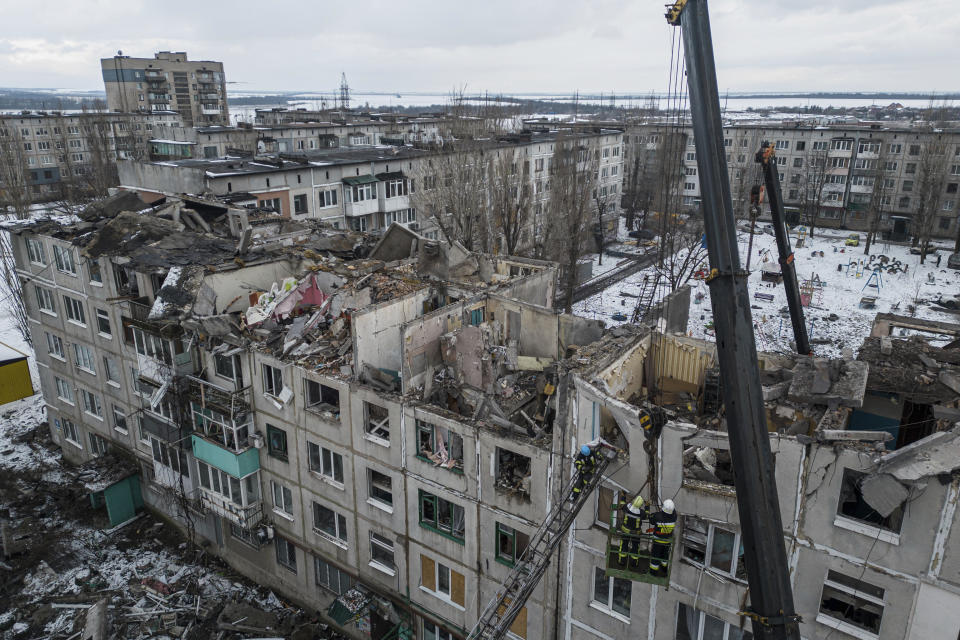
[
  {"x1": 647, "y1": 499, "x2": 677, "y2": 577},
  {"x1": 617, "y1": 494, "x2": 647, "y2": 567}
]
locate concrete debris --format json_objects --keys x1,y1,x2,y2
[
  {"x1": 859, "y1": 473, "x2": 910, "y2": 518},
  {"x1": 876, "y1": 426, "x2": 960, "y2": 482}
]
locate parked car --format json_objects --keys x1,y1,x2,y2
[
  {"x1": 949, "y1": 253, "x2": 960, "y2": 270},
  {"x1": 909, "y1": 245, "x2": 938, "y2": 255},
  {"x1": 844, "y1": 234, "x2": 860, "y2": 247}
]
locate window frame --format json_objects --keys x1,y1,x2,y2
[
  {"x1": 275, "y1": 535, "x2": 297, "y2": 573},
  {"x1": 591, "y1": 566, "x2": 632, "y2": 619},
  {"x1": 315, "y1": 556, "x2": 352, "y2": 594},
  {"x1": 271, "y1": 480, "x2": 294, "y2": 519},
  {"x1": 312, "y1": 501, "x2": 348, "y2": 545},
  {"x1": 63, "y1": 295, "x2": 86, "y2": 326},
  {"x1": 681, "y1": 516, "x2": 746, "y2": 581},
  {"x1": 80, "y1": 388, "x2": 103, "y2": 419},
  {"x1": 495, "y1": 521, "x2": 529, "y2": 567},
  {"x1": 52, "y1": 244, "x2": 77, "y2": 275},
  {"x1": 369, "y1": 531, "x2": 396, "y2": 573},
  {"x1": 307, "y1": 441, "x2": 344, "y2": 484},
  {"x1": 817, "y1": 570, "x2": 885, "y2": 639},
  {"x1": 418, "y1": 489, "x2": 465, "y2": 543},
  {"x1": 416, "y1": 419, "x2": 464, "y2": 473},
  {"x1": 262, "y1": 363, "x2": 283, "y2": 397},
  {"x1": 45, "y1": 332, "x2": 65, "y2": 360},
  {"x1": 266, "y1": 424, "x2": 289, "y2": 461},
  {"x1": 367, "y1": 468, "x2": 394, "y2": 510},
  {"x1": 26, "y1": 237, "x2": 46, "y2": 265},
  {"x1": 35, "y1": 286, "x2": 56, "y2": 316}
]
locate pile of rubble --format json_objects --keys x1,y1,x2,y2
[{"x1": 0, "y1": 396, "x2": 345, "y2": 640}]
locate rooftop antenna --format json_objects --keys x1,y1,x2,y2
[{"x1": 339, "y1": 72, "x2": 350, "y2": 111}]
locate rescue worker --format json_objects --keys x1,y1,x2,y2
[
  {"x1": 572, "y1": 445, "x2": 598, "y2": 498},
  {"x1": 618, "y1": 495, "x2": 647, "y2": 567},
  {"x1": 647, "y1": 499, "x2": 677, "y2": 577}
]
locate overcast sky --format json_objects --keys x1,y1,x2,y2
[{"x1": 1, "y1": 0, "x2": 957, "y2": 95}]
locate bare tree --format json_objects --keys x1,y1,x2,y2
[
  {"x1": 912, "y1": 135, "x2": 949, "y2": 263},
  {"x1": 411, "y1": 142, "x2": 490, "y2": 251},
  {"x1": 798, "y1": 144, "x2": 828, "y2": 238},
  {"x1": 541, "y1": 133, "x2": 599, "y2": 312},
  {"x1": 863, "y1": 145, "x2": 891, "y2": 255},
  {"x1": 488, "y1": 149, "x2": 533, "y2": 255},
  {"x1": 79, "y1": 101, "x2": 120, "y2": 199},
  {"x1": 728, "y1": 128, "x2": 761, "y2": 220},
  {"x1": 656, "y1": 215, "x2": 708, "y2": 291},
  {"x1": 0, "y1": 126, "x2": 33, "y2": 219}
]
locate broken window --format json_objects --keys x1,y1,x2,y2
[
  {"x1": 676, "y1": 603, "x2": 753, "y2": 640},
  {"x1": 112, "y1": 263, "x2": 138, "y2": 296},
  {"x1": 818, "y1": 570, "x2": 884, "y2": 636},
  {"x1": 305, "y1": 379, "x2": 340, "y2": 414},
  {"x1": 262, "y1": 364, "x2": 283, "y2": 397},
  {"x1": 88, "y1": 433, "x2": 109, "y2": 457},
  {"x1": 364, "y1": 401, "x2": 390, "y2": 442},
  {"x1": 837, "y1": 469, "x2": 903, "y2": 534},
  {"x1": 495, "y1": 448, "x2": 531, "y2": 500},
  {"x1": 682, "y1": 445, "x2": 736, "y2": 487},
  {"x1": 592, "y1": 567, "x2": 631, "y2": 618},
  {"x1": 308, "y1": 442, "x2": 344, "y2": 483},
  {"x1": 191, "y1": 402, "x2": 249, "y2": 452},
  {"x1": 275, "y1": 535, "x2": 297, "y2": 573},
  {"x1": 368, "y1": 469, "x2": 393, "y2": 507},
  {"x1": 266, "y1": 424, "x2": 288, "y2": 461},
  {"x1": 419, "y1": 489, "x2": 465, "y2": 542},
  {"x1": 595, "y1": 486, "x2": 623, "y2": 529},
  {"x1": 214, "y1": 353, "x2": 241, "y2": 383},
  {"x1": 313, "y1": 502, "x2": 347, "y2": 543},
  {"x1": 132, "y1": 327, "x2": 172, "y2": 364},
  {"x1": 150, "y1": 438, "x2": 188, "y2": 476},
  {"x1": 315, "y1": 557, "x2": 352, "y2": 595},
  {"x1": 496, "y1": 522, "x2": 530, "y2": 567},
  {"x1": 416, "y1": 419, "x2": 464, "y2": 472},
  {"x1": 681, "y1": 517, "x2": 746, "y2": 581}
]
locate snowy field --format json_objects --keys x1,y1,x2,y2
[{"x1": 575, "y1": 225, "x2": 960, "y2": 358}]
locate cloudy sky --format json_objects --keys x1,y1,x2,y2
[{"x1": 1, "y1": 0, "x2": 957, "y2": 95}]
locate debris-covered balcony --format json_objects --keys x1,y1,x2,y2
[{"x1": 187, "y1": 376, "x2": 254, "y2": 452}]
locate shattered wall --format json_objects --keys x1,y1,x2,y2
[
  {"x1": 198, "y1": 260, "x2": 308, "y2": 315},
  {"x1": 354, "y1": 289, "x2": 433, "y2": 378},
  {"x1": 399, "y1": 301, "x2": 467, "y2": 392},
  {"x1": 598, "y1": 334, "x2": 650, "y2": 400},
  {"x1": 118, "y1": 160, "x2": 206, "y2": 195}
]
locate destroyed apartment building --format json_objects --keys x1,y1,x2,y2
[
  {"x1": 563, "y1": 312, "x2": 960, "y2": 640},
  {"x1": 8, "y1": 190, "x2": 612, "y2": 639}
]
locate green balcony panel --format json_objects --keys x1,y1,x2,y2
[{"x1": 191, "y1": 435, "x2": 259, "y2": 478}]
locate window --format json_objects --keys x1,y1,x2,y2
[
  {"x1": 262, "y1": 197, "x2": 281, "y2": 212},
  {"x1": 775, "y1": 140, "x2": 789, "y2": 150},
  {"x1": 385, "y1": 178, "x2": 409, "y2": 198},
  {"x1": 61, "y1": 418, "x2": 81, "y2": 445},
  {"x1": 73, "y1": 343, "x2": 96, "y2": 373},
  {"x1": 831, "y1": 139, "x2": 853, "y2": 151},
  {"x1": 318, "y1": 188, "x2": 338, "y2": 207},
  {"x1": 419, "y1": 490, "x2": 465, "y2": 542},
  {"x1": 63, "y1": 295, "x2": 86, "y2": 325},
  {"x1": 80, "y1": 389, "x2": 102, "y2": 418},
  {"x1": 293, "y1": 193, "x2": 308, "y2": 214},
  {"x1": 595, "y1": 486, "x2": 622, "y2": 529},
  {"x1": 88, "y1": 260, "x2": 102, "y2": 284},
  {"x1": 196, "y1": 461, "x2": 252, "y2": 507},
  {"x1": 55, "y1": 377, "x2": 74, "y2": 404},
  {"x1": 423, "y1": 621, "x2": 456, "y2": 640},
  {"x1": 948, "y1": 182, "x2": 958, "y2": 194},
  {"x1": 837, "y1": 468, "x2": 903, "y2": 534},
  {"x1": 813, "y1": 141, "x2": 828, "y2": 151},
  {"x1": 370, "y1": 532, "x2": 396, "y2": 571},
  {"x1": 364, "y1": 401, "x2": 390, "y2": 442},
  {"x1": 53, "y1": 245, "x2": 77, "y2": 274},
  {"x1": 35, "y1": 286, "x2": 56, "y2": 315},
  {"x1": 939, "y1": 216, "x2": 952, "y2": 230},
  {"x1": 275, "y1": 536, "x2": 297, "y2": 573},
  {"x1": 952, "y1": 165, "x2": 960, "y2": 176},
  {"x1": 368, "y1": 469, "x2": 393, "y2": 508},
  {"x1": 305, "y1": 379, "x2": 339, "y2": 412},
  {"x1": 26, "y1": 237, "x2": 46, "y2": 265},
  {"x1": 112, "y1": 405, "x2": 128, "y2": 434},
  {"x1": 905, "y1": 162, "x2": 916, "y2": 174},
  {"x1": 214, "y1": 353, "x2": 241, "y2": 383},
  {"x1": 266, "y1": 424, "x2": 288, "y2": 461},
  {"x1": 271, "y1": 480, "x2": 294, "y2": 517},
  {"x1": 349, "y1": 183, "x2": 374, "y2": 202},
  {"x1": 315, "y1": 557, "x2": 352, "y2": 594},
  {"x1": 902, "y1": 180, "x2": 913, "y2": 192},
  {"x1": 313, "y1": 502, "x2": 348, "y2": 543},
  {"x1": 793, "y1": 157, "x2": 803, "y2": 168},
  {"x1": 45, "y1": 332, "x2": 64, "y2": 359},
  {"x1": 884, "y1": 161, "x2": 898, "y2": 171},
  {"x1": 99, "y1": 357, "x2": 119, "y2": 386},
  {"x1": 818, "y1": 570, "x2": 884, "y2": 637},
  {"x1": 495, "y1": 448, "x2": 531, "y2": 499},
  {"x1": 684, "y1": 182, "x2": 696, "y2": 191},
  {"x1": 496, "y1": 522, "x2": 529, "y2": 566},
  {"x1": 95, "y1": 309, "x2": 111, "y2": 336},
  {"x1": 684, "y1": 167, "x2": 697, "y2": 176},
  {"x1": 592, "y1": 567, "x2": 631, "y2": 618},
  {"x1": 261, "y1": 363, "x2": 283, "y2": 397},
  {"x1": 830, "y1": 157, "x2": 848, "y2": 168},
  {"x1": 899, "y1": 196, "x2": 911, "y2": 209},
  {"x1": 858, "y1": 141, "x2": 881, "y2": 154},
  {"x1": 131, "y1": 327, "x2": 171, "y2": 364},
  {"x1": 681, "y1": 517, "x2": 746, "y2": 580},
  {"x1": 151, "y1": 438, "x2": 188, "y2": 475},
  {"x1": 795, "y1": 141, "x2": 806, "y2": 151},
  {"x1": 308, "y1": 442, "x2": 344, "y2": 483},
  {"x1": 887, "y1": 143, "x2": 902, "y2": 154},
  {"x1": 420, "y1": 555, "x2": 465, "y2": 607},
  {"x1": 676, "y1": 603, "x2": 753, "y2": 640},
  {"x1": 416, "y1": 420, "x2": 464, "y2": 471},
  {"x1": 908, "y1": 144, "x2": 921, "y2": 156}
]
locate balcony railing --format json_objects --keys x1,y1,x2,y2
[
  {"x1": 186, "y1": 376, "x2": 251, "y2": 420},
  {"x1": 197, "y1": 488, "x2": 262, "y2": 529}
]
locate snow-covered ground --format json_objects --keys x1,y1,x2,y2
[{"x1": 576, "y1": 226, "x2": 960, "y2": 358}]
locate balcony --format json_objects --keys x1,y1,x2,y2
[
  {"x1": 201, "y1": 105, "x2": 222, "y2": 115},
  {"x1": 197, "y1": 486, "x2": 262, "y2": 529},
  {"x1": 148, "y1": 94, "x2": 171, "y2": 102},
  {"x1": 186, "y1": 376, "x2": 251, "y2": 420},
  {"x1": 192, "y1": 433, "x2": 259, "y2": 477},
  {"x1": 200, "y1": 93, "x2": 219, "y2": 101},
  {"x1": 145, "y1": 71, "x2": 165, "y2": 79},
  {"x1": 344, "y1": 198, "x2": 378, "y2": 218}
]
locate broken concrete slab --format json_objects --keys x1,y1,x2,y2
[
  {"x1": 877, "y1": 426, "x2": 960, "y2": 482},
  {"x1": 939, "y1": 370, "x2": 960, "y2": 395},
  {"x1": 860, "y1": 473, "x2": 909, "y2": 518},
  {"x1": 788, "y1": 358, "x2": 868, "y2": 408}
]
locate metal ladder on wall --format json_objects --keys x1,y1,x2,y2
[
  {"x1": 466, "y1": 448, "x2": 616, "y2": 640},
  {"x1": 630, "y1": 272, "x2": 662, "y2": 324}
]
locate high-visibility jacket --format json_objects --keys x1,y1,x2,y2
[
  {"x1": 574, "y1": 452, "x2": 597, "y2": 474},
  {"x1": 649, "y1": 511, "x2": 677, "y2": 543},
  {"x1": 621, "y1": 508, "x2": 646, "y2": 535}
]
